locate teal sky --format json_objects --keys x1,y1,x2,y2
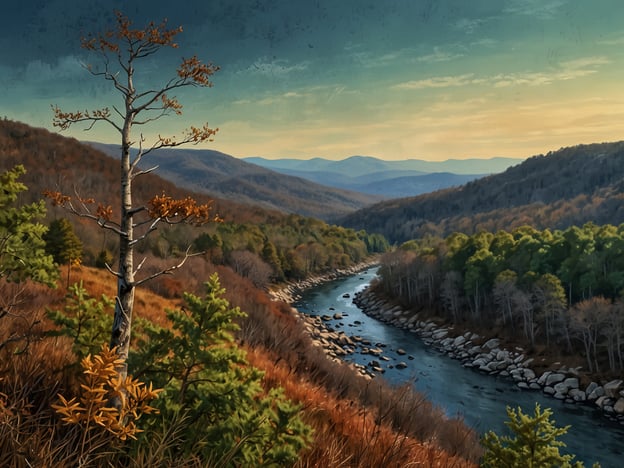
[{"x1": 2, "y1": 0, "x2": 624, "y2": 161}]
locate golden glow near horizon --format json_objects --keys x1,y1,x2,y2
[{"x1": 3, "y1": 1, "x2": 624, "y2": 161}]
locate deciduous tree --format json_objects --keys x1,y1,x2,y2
[{"x1": 48, "y1": 11, "x2": 219, "y2": 383}]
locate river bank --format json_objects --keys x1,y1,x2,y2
[
  {"x1": 271, "y1": 264, "x2": 624, "y2": 421},
  {"x1": 353, "y1": 286, "x2": 624, "y2": 426},
  {"x1": 284, "y1": 267, "x2": 624, "y2": 466}
]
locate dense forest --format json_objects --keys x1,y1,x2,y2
[
  {"x1": 340, "y1": 141, "x2": 624, "y2": 244},
  {"x1": 376, "y1": 222, "x2": 624, "y2": 376}
]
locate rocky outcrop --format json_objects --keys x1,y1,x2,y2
[{"x1": 353, "y1": 287, "x2": 624, "y2": 425}]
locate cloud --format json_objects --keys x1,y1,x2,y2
[
  {"x1": 416, "y1": 47, "x2": 464, "y2": 63},
  {"x1": 22, "y1": 55, "x2": 85, "y2": 82},
  {"x1": 393, "y1": 55, "x2": 609, "y2": 91},
  {"x1": 503, "y1": 0, "x2": 568, "y2": 20},
  {"x1": 454, "y1": 18, "x2": 486, "y2": 34},
  {"x1": 492, "y1": 56, "x2": 610, "y2": 87},
  {"x1": 393, "y1": 74, "x2": 481, "y2": 90},
  {"x1": 247, "y1": 57, "x2": 310, "y2": 77}
]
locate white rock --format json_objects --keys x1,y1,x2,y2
[
  {"x1": 588, "y1": 386, "x2": 605, "y2": 401},
  {"x1": 604, "y1": 379, "x2": 623, "y2": 398},
  {"x1": 614, "y1": 398, "x2": 624, "y2": 414},
  {"x1": 453, "y1": 335, "x2": 467, "y2": 347},
  {"x1": 483, "y1": 338, "x2": 500, "y2": 350},
  {"x1": 545, "y1": 372, "x2": 566, "y2": 387}
]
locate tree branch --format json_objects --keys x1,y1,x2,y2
[{"x1": 134, "y1": 247, "x2": 202, "y2": 286}]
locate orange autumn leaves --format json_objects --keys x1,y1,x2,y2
[
  {"x1": 147, "y1": 193, "x2": 220, "y2": 225},
  {"x1": 44, "y1": 190, "x2": 217, "y2": 225}
]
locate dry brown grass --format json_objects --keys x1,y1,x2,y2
[
  {"x1": 245, "y1": 346, "x2": 479, "y2": 467},
  {"x1": 0, "y1": 263, "x2": 481, "y2": 466}
]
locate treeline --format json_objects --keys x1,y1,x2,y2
[
  {"x1": 340, "y1": 141, "x2": 624, "y2": 244},
  {"x1": 377, "y1": 223, "x2": 624, "y2": 374},
  {"x1": 126, "y1": 214, "x2": 389, "y2": 288}
]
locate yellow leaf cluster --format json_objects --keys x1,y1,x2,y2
[
  {"x1": 185, "y1": 123, "x2": 218, "y2": 143},
  {"x1": 161, "y1": 93, "x2": 183, "y2": 115},
  {"x1": 52, "y1": 345, "x2": 161, "y2": 441}
]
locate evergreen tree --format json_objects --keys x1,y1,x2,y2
[
  {"x1": 44, "y1": 218, "x2": 83, "y2": 265},
  {"x1": 0, "y1": 165, "x2": 57, "y2": 286},
  {"x1": 130, "y1": 273, "x2": 312, "y2": 465},
  {"x1": 481, "y1": 404, "x2": 598, "y2": 468},
  {"x1": 44, "y1": 218, "x2": 83, "y2": 286}
]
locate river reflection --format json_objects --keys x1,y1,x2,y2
[{"x1": 294, "y1": 269, "x2": 624, "y2": 467}]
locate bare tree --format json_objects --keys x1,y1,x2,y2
[
  {"x1": 569, "y1": 297, "x2": 611, "y2": 373},
  {"x1": 47, "y1": 11, "x2": 220, "y2": 382}
]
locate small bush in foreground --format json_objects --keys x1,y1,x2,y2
[{"x1": 481, "y1": 403, "x2": 599, "y2": 468}]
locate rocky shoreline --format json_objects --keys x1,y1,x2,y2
[
  {"x1": 268, "y1": 260, "x2": 379, "y2": 304},
  {"x1": 270, "y1": 264, "x2": 624, "y2": 425},
  {"x1": 353, "y1": 287, "x2": 624, "y2": 425}
]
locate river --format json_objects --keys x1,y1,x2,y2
[{"x1": 293, "y1": 268, "x2": 624, "y2": 467}]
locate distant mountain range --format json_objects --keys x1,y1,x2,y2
[
  {"x1": 338, "y1": 141, "x2": 624, "y2": 244},
  {"x1": 243, "y1": 155, "x2": 523, "y2": 197}
]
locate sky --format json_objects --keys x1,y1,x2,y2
[{"x1": 1, "y1": 0, "x2": 624, "y2": 161}]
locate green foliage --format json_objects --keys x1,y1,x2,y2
[
  {"x1": 0, "y1": 165, "x2": 58, "y2": 286},
  {"x1": 43, "y1": 218, "x2": 83, "y2": 265},
  {"x1": 46, "y1": 282, "x2": 114, "y2": 359},
  {"x1": 191, "y1": 216, "x2": 387, "y2": 282},
  {"x1": 130, "y1": 273, "x2": 312, "y2": 465},
  {"x1": 481, "y1": 404, "x2": 598, "y2": 468}
]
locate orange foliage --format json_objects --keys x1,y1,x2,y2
[
  {"x1": 147, "y1": 193, "x2": 218, "y2": 225},
  {"x1": 81, "y1": 11, "x2": 183, "y2": 52},
  {"x1": 245, "y1": 346, "x2": 478, "y2": 467}
]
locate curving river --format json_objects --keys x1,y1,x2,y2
[{"x1": 293, "y1": 268, "x2": 624, "y2": 467}]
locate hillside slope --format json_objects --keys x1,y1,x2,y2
[
  {"x1": 339, "y1": 141, "x2": 624, "y2": 243},
  {"x1": 89, "y1": 143, "x2": 383, "y2": 221},
  {"x1": 0, "y1": 119, "x2": 285, "y2": 227}
]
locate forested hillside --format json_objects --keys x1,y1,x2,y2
[
  {"x1": 0, "y1": 119, "x2": 388, "y2": 285},
  {"x1": 89, "y1": 142, "x2": 383, "y2": 221},
  {"x1": 340, "y1": 141, "x2": 624, "y2": 244}
]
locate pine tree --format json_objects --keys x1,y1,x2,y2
[
  {"x1": 129, "y1": 273, "x2": 312, "y2": 465},
  {"x1": 0, "y1": 165, "x2": 57, "y2": 286},
  {"x1": 481, "y1": 404, "x2": 599, "y2": 468},
  {"x1": 43, "y1": 218, "x2": 83, "y2": 286},
  {"x1": 44, "y1": 218, "x2": 83, "y2": 265}
]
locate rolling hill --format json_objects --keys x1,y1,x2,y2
[
  {"x1": 338, "y1": 141, "x2": 624, "y2": 244},
  {"x1": 89, "y1": 143, "x2": 383, "y2": 220}
]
